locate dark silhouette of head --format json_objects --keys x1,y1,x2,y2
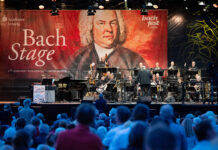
[
  {"x1": 132, "y1": 104, "x2": 150, "y2": 121},
  {"x1": 116, "y1": 106, "x2": 131, "y2": 124},
  {"x1": 75, "y1": 103, "x2": 96, "y2": 125}
]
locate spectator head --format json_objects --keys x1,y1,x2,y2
[
  {"x1": 146, "y1": 123, "x2": 178, "y2": 150},
  {"x1": 194, "y1": 119, "x2": 216, "y2": 141},
  {"x1": 96, "y1": 120, "x2": 105, "y2": 128},
  {"x1": 181, "y1": 118, "x2": 195, "y2": 137},
  {"x1": 36, "y1": 144, "x2": 50, "y2": 150},
  {"x1": 193, "y1": 117, "x2": 202, "y2": 127},
  {"x1": 96, "y1": 126, "x2": 107, "y2": 140},
  {"x1": 128, "y1": 121, "x2": 148, "y2": 150},
  {"x1": 4, "y1": 127, "x2": 16, "y2": 144},
  {"x1": 205, "y1": 111, "x2": 215, "y2": 118},
  {"x1": 39, "y1": 124, "x2": 50, "y2": 135},
  {"x1": 115, "y1": 106, "x2": 131, "y2": 124},
  {"x1": 61, "y1": 113, "x2": 68, "y2": 119},
  {"x1": 185, "y1": 113, "x2": 194, "y2": 120},
  {"x1": 12, "y1": 130, "x2": 32, "y2": 150},
  {"x1": 56, "y1": 114, "x2": 61, "y2": 120},
  {"x1": 36, "y1": 113, "x2": 45, "y2": 122},
  {"x1": 55, "y1": 127, "x2": 65, "y2": 137},
  {"x1": 31, "y1": 116, "x2": 40, "y2": 126},
  {"x1": 109, "y1": 108, "x2": 117, "y2": 117},
  {"x1": 99, "y1": 113, "x2": 107, "y2": 120},
  {"x1": 3, "y1": 104, "x2": 12, "y2": 112},
  {"x1": 23, "y1": 99, "x2": 31, "y2": 107},
  {"x1": 159, "y1": 104, "x2": 174, "y2": 121},
  {"x1": 132, "y1": 104, "x2": 150, "y2": 121},
  {"x1": 0, "y1": 145, "x2": 13, "y2": 150},
  {"x1": 58, "y1": 121, "x2": 68, "y2": 128},
  {"x1": 24, "y1": 124, "x2": 36, "y2": 138},
  {"x1": 15, "y1": 118, "x2": 26, "y2": 130},
  {"x1": 75, "y1": 103, "x2": 96, "y2": 125},
  {"x1": 17, "y1": 106, "x2": 23, "y2": 112}
]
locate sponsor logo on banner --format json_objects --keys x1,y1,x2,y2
[
  {"x1": 1, "y1": 15, "x2": 24, "y2": 26},
  {"x1": 142, "y1": 15, "x2": 160, "y2": 29}
]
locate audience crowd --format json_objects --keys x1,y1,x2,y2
[{"x1": 0, "y1": 98, "x2": 218, "y2": 150}]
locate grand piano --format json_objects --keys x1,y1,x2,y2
[{"x1": 55, "y1": 77, "x2": 87, "y2": 101}]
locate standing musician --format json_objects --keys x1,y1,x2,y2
[
  {"x1": 137, "y1": 66, "x2": 152, "y2": 96},
  {"x1": 154, "y1": 62, "x2": 161, "y2": 70},
  {"x1": 188, "y1": 61, "x2": 199, "y2": 80},
  {"x1": 168, "y1": 61, "x2": 177, "y2": 70},
  {"x1": 194, "y1": 74, "x2": 204, "y2": 101}
]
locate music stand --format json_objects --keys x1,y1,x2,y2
[
  {"x1": 187, "y1": 70, "x2": 198, "y2": 79},
  {"x1": 153, "y1": 69, "x2": 164, "y2": 76},
  {"x1": 42, "y1": 79, "x2": 53, "y2": 85},
  {"x1": 168, "y1": 69, "x2": 178, "y2": 77},
  {"x1": 108, "y1": 67, "x2": 117, "y2": 74}
]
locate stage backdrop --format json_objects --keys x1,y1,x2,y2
[{"x1": 0, "y1": 10, "x2": 167, "y2": 79}]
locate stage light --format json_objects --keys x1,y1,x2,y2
[
  {"x1": 147, "y1": 2, "x2": 153, "y2": 7},
  {"x1": 185, "y1": 7, "x2": 188, "y2": 10},
  {"x1": 153, "y1": 4, "x2": 159, "y2": 9},
  {"x1": 213, "y1": 3, "x2": 218, "y2": 8},
  {"x1": 99, "y1": 5, "x2": 104, "y2": 9},
  {"x1": 198, "y1": 1, "x2": 205, "y2": 6},
  {"x1": 98, "y1": 0, "x2": 104, "y2": 9},
  {"x1": 172, "y1": 15, "x2": 184, "y2": 24},
  {"x1": 39, "y1": 5, "x2": 44, "y2": 10},
  {"x1": 141, "y1": 4, "x2": 148, "y2": 15},
  {"x1": 105, "y1": 0, "x2": 109, "y2": 2}
]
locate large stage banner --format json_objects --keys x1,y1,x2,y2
[{"x1": 0, "y1": 10, "x2": 167, "y2": 79}]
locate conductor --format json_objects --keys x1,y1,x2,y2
[{"x1": 137, "y1": 66, "x2": 152, "y2": 96}]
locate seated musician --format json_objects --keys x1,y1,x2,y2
[
  {"x1": 151, "y1": 74, "x2": 157, "y2": 86},
  {"x1": 125, "y1": 75, "x2": 136, "y2": 102},
  {"x1": 168, "y1": 61, "x2": 178, "y2": 79},
  {"x1": 176, "y1": 77, "x2": 183, "y2": 101},
  {"x1": 104, "y1": 73, "x2": 118, "y2": 101},
  {"x1": 155, "y1": 73, "x2": 163, "y2": 85}
]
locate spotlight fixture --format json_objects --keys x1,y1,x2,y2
[
  {"x1": 98, "y1": 0, "x2": 104, "y2": 9},
  {"x1": 141, "y1": 4, "x2": 148, "y2": 15},
  {"x1": 87, "y1": 5, "x2": 96, "y2": 16},
  {"x1": 198, "y1": 1, "x2": 205, "y2": 6},
  {"x1": 153, "y1": 4, "x2": 159, "y2": 9},
  {"x1": 39, "y1": 5, "x2": 44, "y2": 10},
  {"x1": 38, "y1": 0, "x2": 45, "y2": 9}
]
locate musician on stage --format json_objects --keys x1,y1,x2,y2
[
  {"x1": 188, "y1": 61, "x2": 199, "y2": 80},
  {"x1": 194, "y1": 74, "x2": 204, "y2": 101},
  {"x1": 154, "y1": 62, "x2": 161, "y2": 70},
  {"x1": 137, "y1": 66, "x2": 152, "y2": 96},
  {"x1": 168, "y1": 61, "x2": 177, "y2": 70},
  {"x1": 189, "y1": 61, "x2": 198, "y2": 71}
]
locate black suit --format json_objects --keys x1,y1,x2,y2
[{"x1": 137, "y1": 69, "x2": 151, "y2": 96}]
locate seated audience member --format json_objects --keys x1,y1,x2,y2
[
  {"x1": 19, "y1": 99, "x2": 35, "y2": 124},
  {"x1": 56, "y1": 103, "x2": 103, "y2": 150},
  {"x1": 94, "y1": 93, "x2": 108, "y2": 113},
  {"x1": 12, "y1": 130, "x2": 32, "y2": 150},
  {"x1": 37, "y1": 144, "x2": 50, "y2": 150},
  {"x1": 103, "y1": 106, "x2": 131, "y2": 148},
  {"x1": 192, "y1": 120, "x2": 216, "y2": 150},
  {"x1": 181, "y1": 118, "x2": 197, "y2": 150},
  {"x1": 96, "y1": 126, "x2": 107, "y2": 141},
  {"x1": 127, "y1": 121, "x2": 148, "y2": 150},
  {"x1": 145, "y1": 123, "x2": 179, "y2": 150},
  {"x1": 159, "y1": 104, "x2": 187, "y2": 150},
  {"x1": 109, "y1": 104, "x2": 150, "y2": 150},
  {"x1": 15, "y1": 118, "x2": 26, "y2": 131},
  {"x1": 35, "y1": 124, "x2": 50, "y2": 146},
  {"x1": 0, "y1": 145, "x2": 13, "y2": 150},
  {"x1": 3, "y1": 128, "x2": 16, "y2": 145}
]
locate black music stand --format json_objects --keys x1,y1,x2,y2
[
  {"x1": 187, "y1": 70, "x2": 198, "y2": 79},
  {"x1": 108, "y1": 67, "x2": 117, "y2": 74},
  {"x1": 42, "y1": 79, "x2": 53, "y2": 85},
  {"x1": 153, "y1": 69, "x2": 164, "y2": 76},
  {"x1": 168, "y1": 69, "x2": 178, "y2": 77}
]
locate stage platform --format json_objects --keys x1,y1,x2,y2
[{"x1": 1, "y1": 100, "x2": 218, "y2": 124}]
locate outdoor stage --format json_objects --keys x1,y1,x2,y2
[{"x1": 1, "y1": 100, "x2": 218, "y2": 123}]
